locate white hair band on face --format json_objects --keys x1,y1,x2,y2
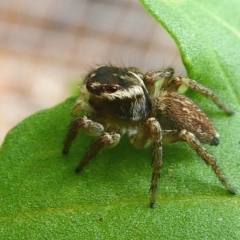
[
  {"x1": 102, "y1": 85, "x2": 144, "y2": 101},
  {"x1": 129, "y1": 71, "x2": 148, "y2": 93}
]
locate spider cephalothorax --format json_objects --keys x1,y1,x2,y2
[
  {"x1": 85, "y1": 66, "x2": 152, "y2": 122},
  {"x1": 63, "y1": 65, "x2": 235, "y2": 208}
]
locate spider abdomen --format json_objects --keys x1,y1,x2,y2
[{"x1": 155, "y1": 91, "x2": 219, "y2": 145}]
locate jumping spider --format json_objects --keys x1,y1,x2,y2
[{"x1": 62, "y1": 65, "x2": 236, "y2": 208}]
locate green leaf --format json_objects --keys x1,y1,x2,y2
[{"x1": 1, "y1": 0, "x2": 240, "y2": 239}]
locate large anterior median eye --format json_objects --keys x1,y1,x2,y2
[
  {"x1": 101, "y1": 84, "x2": 119, "y2": 93},
  {"x1": 108, "y1": 85, "x2": 118, "y2": 93}
]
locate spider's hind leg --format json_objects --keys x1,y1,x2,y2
[{"x1": 179, "y1": 129, "x2": 236, "y2": 195}]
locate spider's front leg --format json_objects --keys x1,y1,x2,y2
[
  {"x1": 75, "y1": 131, "x2": 121, "y2": 173},
  {"x1": 63, "y1": 116, "x2": 121, "y2": 173},
  {"x1": 130, "y1": 117, "x2": 163, "y2": 208},
  {"x1": 179, "y1": 129, "x2": 236, "y2": 195},
  {"x1": 62, "y1": 116, "x2": 104, "y2": 154}
]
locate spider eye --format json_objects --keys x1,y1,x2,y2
[
  {"x1": 108, "y1": 85, "x2": 118, "y2": 93},
  {"x1": 100, "y1": 84, "x2": 118, "y2": 93}
]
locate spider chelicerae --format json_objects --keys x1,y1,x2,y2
[{"x1": 62, "y1": 65, "x2": 235, "y2": 208}]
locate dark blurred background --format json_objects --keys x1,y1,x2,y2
[{"x1": 0, "y1": 0, "x2": 186, "y2": 144}]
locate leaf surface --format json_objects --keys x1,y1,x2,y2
[{"x1": 1, "y1": 0, "x2": 240, "y2": 239}]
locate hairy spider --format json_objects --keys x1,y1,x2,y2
[{"x1": 62, "y1": 65, "x2": 236, "y2": 208}]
